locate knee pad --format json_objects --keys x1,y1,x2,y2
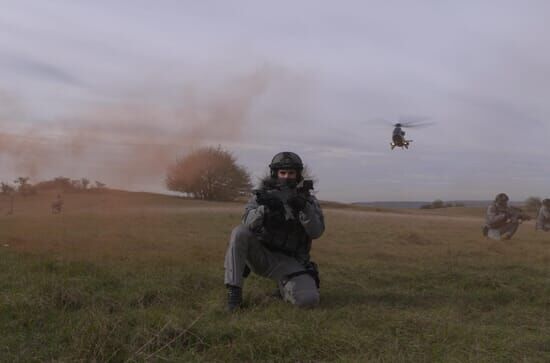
[
  {"x1": 293, "y1": 289, "x2": 320, "y2": 308},
  {"x1": 281, "y1": 274, "x2": 320, "y2": 308}
]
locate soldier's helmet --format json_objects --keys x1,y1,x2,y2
[
  {"x1": 495, "y1": 193, "x2": 509, "y2": 204},
  {"x1": 269, "y1": 152, "x2": 304, "y2": 179},
  {"x1": 543, "y1": 199, "x2": 550, "y2": 208}
]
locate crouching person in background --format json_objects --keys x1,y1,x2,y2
[
  {"x1": 484, "y1": 193, "x2": 530, "y2": 240},
  {"x1": 536, "y1": 199, "x2": 550, "y2": 232},
  {"x1": 224, "y1": 152, "x2": 325, "y2": 312}
]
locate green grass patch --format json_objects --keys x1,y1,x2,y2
[{"x1": 0, "y1": 193, "x2": 548, "y2": 361}]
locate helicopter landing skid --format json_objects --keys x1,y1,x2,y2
[{"x1": 390, "y1": 140, "x2": 413, "y2": 150}]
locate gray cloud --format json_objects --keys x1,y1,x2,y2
[
  {"x1": 0, "y1": 1, "x2": 549, "y2": 201},
  {"x1": 0, "y1": 52, "x2": 86, "y2": 87}
]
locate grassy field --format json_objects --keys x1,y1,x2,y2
[{"x1": 0, "y1": 191, "x2": 549, "y2": 362}]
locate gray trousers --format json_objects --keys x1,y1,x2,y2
[
  {"x1": 224, "y1": 225, "x2": 319, "y2": 308},
  {"x1": 488, "y1": 221, "x2": 519, "y2": 240}
]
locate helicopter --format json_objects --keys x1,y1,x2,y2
[
  {"x1": 388, "y1": 118, "x2": 434, "y2": 150},
  {"x1": 391, "y1": 123, "x2": 411, "y2": 150},
  {"x1": 366, "y1": 116, "x2": 435, "y2": 150}
]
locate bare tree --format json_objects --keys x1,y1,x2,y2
[
  {"x1": 524, "y1": 196, "x2": 541, "y2": 211},
  {"x1": 166, "y1": 146, "x2": 251, "y2": 201},
  {"x1": 14, "y1": 177, "x2": 35, "y2": 196},
  {"x1": 1, "y1": 182, "x2": 15, "y2": 195},
  {"x1": 1, "y1": 182, "x2": 15, "y2": 215},
  {"x1": 32, "y1": 176, "x2": 95, "y2": 194},
  {"x1": 14, "y1": 177, "x2": 29, "y2": 190}
]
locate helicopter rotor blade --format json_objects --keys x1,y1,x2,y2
[
  {"x1": 398, "y1": 115, "x2": 430, "y2": 123},
  {"x1": 398, "y1": 116, "x2": 434, "y2": 128},
  {"x1": 400, "y1": 121, "x2": 435, "y2": 128},
  {"x1": 365, "y1": 116, "x2": 435, "y2": 128}
]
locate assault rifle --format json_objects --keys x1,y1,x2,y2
[
  {"x1": 299, "y1": 180, "x2": 314, "y2": 195},
  {"x1": 508, "y1": 206, "x2": 531, "y2": 223},
  {"x1": 253, "y1": 180, "x2": 314, "y2": 220}
]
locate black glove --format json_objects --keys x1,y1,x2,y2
[
  {"x1": 288, "y1": 194, "x2": 308, "y2": 212},
  {"x1": 256, "y1": 192, "x2": 284, "y2": 212}
]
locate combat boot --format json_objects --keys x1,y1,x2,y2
[{"x1": 226, "y1": 285, "x2": 242, "y2": 312}]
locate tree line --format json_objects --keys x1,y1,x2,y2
[
  {"x1": 3, "y1": 147, "x2": 545, "y2": 207},
  {"x1": 1, "y1": 146, "x2": 250, "y2": 202},
  {"x1": 1, "y1": 177, "x2": 106, "y2": 196}
]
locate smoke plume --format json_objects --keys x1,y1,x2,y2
[{"x1": 0, "y1": 67, "x2": 274, "y2": 190}]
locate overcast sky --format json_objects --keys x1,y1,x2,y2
[{"x1": 0, "y1": 1, "x2": 549, "y2": 202}]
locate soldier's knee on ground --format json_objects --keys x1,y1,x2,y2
[
  {"x1": 294, "y1": 289, "x2": 320, "y2": 308},
  {"x1": 281, "y1": 274, "x2": 320, "y2": 308}
]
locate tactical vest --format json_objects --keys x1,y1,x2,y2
[
  {"x1": 256, "y1": 186, "x2": 311, "y2": 257},
  {"x1": 259, "y1": 217, "x2": 310, "y2": 256}
]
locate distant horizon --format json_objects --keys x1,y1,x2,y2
[{"x1": 0, "y1": 174, "x2": 543, "y2": 205}]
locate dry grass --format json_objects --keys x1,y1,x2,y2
[{"x1": 0, "y1": 191, "x2": 549, "y2": 361}]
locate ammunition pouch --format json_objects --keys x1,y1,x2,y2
[{"x1": 258, "y1": 219, "x2": 310, "y2": 256}]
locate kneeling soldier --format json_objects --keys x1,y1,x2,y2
[
  {"x1": 536, "y1": 198, "x2": 550, "y2": 231},
  {"x1": 484, "y1": 193, "x2": 529, "y2": 240},
  {"x1": 224, "y1": 152, "x2": 325, "y2": 311}
]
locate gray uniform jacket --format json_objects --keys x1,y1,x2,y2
[
  {"x1": 536, "y1": 206, "x2": 550, "y2": 231},
  {"x1": 486, "y1": 203, "x2": 509, "y2": 228},
  {"x1": 242, "y1": 193, "x2": 325, "y2": 260}
]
